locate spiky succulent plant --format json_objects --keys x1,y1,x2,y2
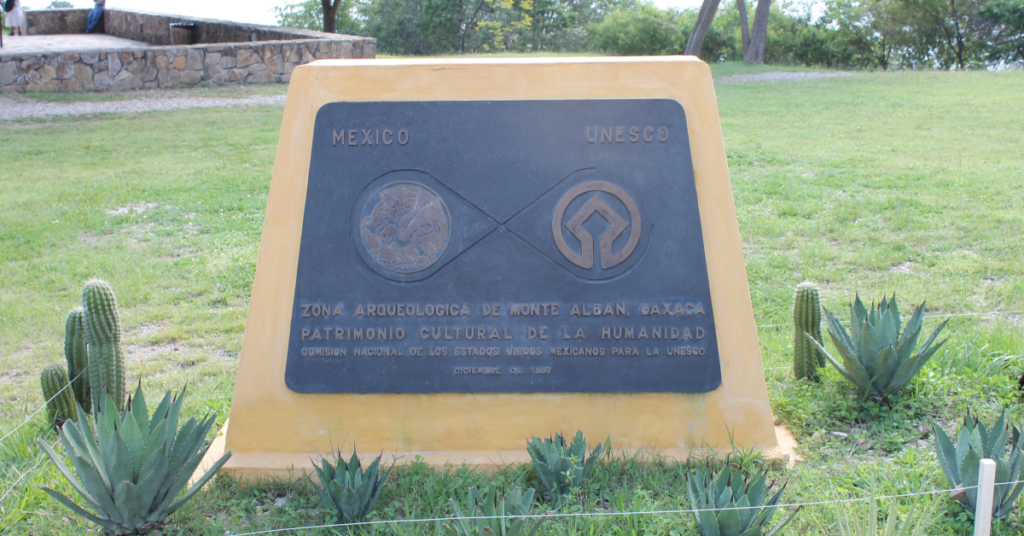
[
  {"x1": 526, "y1": 431, "x2": 608, "y2": 498},
  {"x1": 311, "y1": 449, "x2": 394, "y2": 524},
  {"x1": 40, "y1": 364, "x2": 77, "y2": 428},
  {"x1": 933, "y1": 411, "x2": 1024, "y2": 520},
  {"x1": 443, "y1": 484, "x2": 545, "y2": 536},
  {"x1": 685, "y1": 463, "x2": 800, "y2": 536},
  {"x1": 793, "y1": 282, "x2": 824, "y2": 381},
  {"x1": 83, "y1": 279, "x2": 125, "y2": 411},
  {"x1": 808, "y1": 294, "x2": 948, "y2": 398},
  {"x1": 64, "y1": 307, "x2": 91, "y2": 412},
  {"x1": 38, "y1": 384, "x2": 231, "y2": 535}
]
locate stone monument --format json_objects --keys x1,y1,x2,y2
[{"x1": 216, "y1": 57, "x2": 780, "y2": 479}]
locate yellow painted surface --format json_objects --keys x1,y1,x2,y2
[{"x1": 222, "y1": 57, "x2": 777, "y2": 481}]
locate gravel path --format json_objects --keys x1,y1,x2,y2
[
  {"x1": 715, "y1": 71, "x2": 857, "y2": 83},
  {"x1": 0, "y1": 94, "x2": 287, "y2": 122},
  {"x1": 0, "y1": 70, "x2": 853, "y2": 122}
]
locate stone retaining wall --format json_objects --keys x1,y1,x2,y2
[
  {"x1": 25, "y1": 8, "x2": 350, "y2": 44},
  {"x1": 0, "y1": 9, "x2": 375, "y2": 93}
]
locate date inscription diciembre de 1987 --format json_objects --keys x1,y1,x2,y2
[{"x1": 285, "y1": 100, "x2": 721, "y2": 394}]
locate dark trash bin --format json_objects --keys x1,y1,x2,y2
[{"x1": 169, "y1": 22, "x2": 197, "y2": 45}]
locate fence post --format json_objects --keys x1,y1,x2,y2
[{"x1": 974, "y1": 458, "x2": 996, "y2": 536}]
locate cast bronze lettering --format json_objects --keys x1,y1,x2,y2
[{"x1": 552, "y1": 181, "x2": 641, "y2": 270}]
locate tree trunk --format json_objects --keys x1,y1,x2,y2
[
  {"x1": 737, "y1": 0, "x2": 751, "y2": 56},
  {"x1": 684, "y1": 0, "x2": 722, "y2": 57},
  {"x1": 322, "y1": 0, "x2": 340, "y2": 33},
  {"x1": 743, "y1": 0, "x2": 771, "y2": 63}
]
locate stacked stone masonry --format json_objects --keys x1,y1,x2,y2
[{"x1": 0, "y1": 9, "x2": 375, "y2": 93}]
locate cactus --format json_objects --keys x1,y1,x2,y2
[
  {"x1": 82, "y1": 279, "x2": 124, "y2": 411},
  {"x1": 40, "y1": 364, "x2": 77, "y2": 428},
  {"x1": 793, "y1": 282, "x2": 825, "y2": 381},
  {"x1": 63, "y1": 307, "x2": 91, "y2": 413}
]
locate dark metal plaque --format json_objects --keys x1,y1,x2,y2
[{"x1": 285, "y1": 100, "x2": 721, "y2": 393}]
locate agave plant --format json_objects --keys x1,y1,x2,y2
[
  {"x1": 526, "y1": 431, "x2": 608, "y2": 497},
  {"x1": 311, "y1": 449, "x2": 394, "y2": 524},
  {"x1": 443, "y1": 484, "x2": 545, "y2": 536},
  {"x1": 933, "y1": 411, "x2": 1024, "y2": 520},
  {"x1": 38, "y1": 384, "x2": 231, "y2": 535},
  {"x1": 807, "y1": 294, "x2": 948, "y2": 398},
  {"x1": 685, "y1": 462, "x2": 800, "y2": 536},
  {"x1": 836, "y1": 496, "x2": 940, "y2": 536}
]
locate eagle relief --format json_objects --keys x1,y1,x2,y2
[{"x1": 359, "y1": 182, "x2": 451, "y2": 273}]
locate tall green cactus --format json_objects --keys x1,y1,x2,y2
[
  {"x1": 63, "y1": 307, "x2": 91, "y2": 413},
  {"x1": 83, "y1": 280, "x2": 124, "y2": 411},
  {"x1": 40, "y1": 364, "x2": 77, "y2": 428},
  {"x1": 793, "y1": 281, "x2": 825, "y2": 381}
]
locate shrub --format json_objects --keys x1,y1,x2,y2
[{"x1": 588, "y1": 4, "x2": 681, "y2": 55}]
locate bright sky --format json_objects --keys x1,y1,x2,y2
[{"x1": 29, "y1": 0, "x2": 707, "y2": 27}]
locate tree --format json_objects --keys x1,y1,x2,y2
[
  {"x1": 47, "y1": 1, "x2": 74, "y2": 7},
  {"x1": 322, "y1": 0, "x2": 341, "y2": 32},
  {"x1": 736, "y1": 0, "x2": 750, "y2": 54},
  {"x1": 274, "y1": 0, "x2": 362, "y2": 34},
  {"x1": 743, "y1": 0, "x2": 771, "y2": 62},
  {"x1": 684, "y1": 0, "x2": 722, "y2": 55}
]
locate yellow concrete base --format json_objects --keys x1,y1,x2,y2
[
  {"x1": 221, "y1": 57, "x2": 781, "y2": 479},
  {"x1": 204, "y1": 416, "x2": 799, "y2": 483}
]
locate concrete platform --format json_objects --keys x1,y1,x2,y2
[{"x1": 0, "y1": 34, "x2": 151, "y2": 56}]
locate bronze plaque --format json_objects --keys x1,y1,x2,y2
[{"x1": 285, "y1": 100, "x2": 720, "y2": 393}]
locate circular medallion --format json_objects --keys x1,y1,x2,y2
[
  {"x1": 359, "y1": 182, "x2": 451, "y2": 273},
  {"x1": 552, "y1": 181, "x2": 641, "y2": 270}
]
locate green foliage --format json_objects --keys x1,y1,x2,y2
[
  {"x1": 932, "y1": 410, "x2": 1024, "y2": 520},
  {"x1": 46, "y1": 0, "x2": 74, "y2": 7},
  {"x1": 273, "y1": 0, "x2": 364, "y2": 35},
  {"x1": 311, "y1": 449, "x2": 393, "y2": 524},
  {"x1": 40, "y1": 364, "x2": 77, "y2": 428},
  {"x1": 588, "y1": 4, "x2": 681, "y2": 55},
  {"x1": 64, "y1": 306, "x2": 91, "y2": 413},
  {"x1": 83, "y1": 279, "x2": 125, "y2": 412},
  {"x1": 526, "y1": 431, "x2": 607, "y2": 498},
  {"x1": 763, "y1": 0, "x2": 1024, "y2": 69},
  {"x1": 792, "y1": 281, "x2": 824, "y2": 381},
  {"x1": 684, "y1": 462, "x2": 800, "y2": 536},
  {"x1": 443, "y1": 484, "x2": 545, "y2": 536},
  {"x1": 37, "y1": 384, "x2": 231, "y2": 535},
  {"x1": 809, "y1": 294, "x2": 948, "y2": 399},
  {"x1": 835, "y1": 496, "x2": 940, "y2": 536}
]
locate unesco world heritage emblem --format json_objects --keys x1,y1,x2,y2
[
  {"x1": 552, "y1": 181, "x2": 641, "y2": 270},
  {"x1": 359, "y1": 182, "x2": 451, "y2": 273}
]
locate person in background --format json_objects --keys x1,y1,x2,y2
[
  {"x1": 86, "y1": 0, "x2": 104, "y2": 33},
  {"x1": 4, "y1": 0, "x2": 25, "y2": 36}
]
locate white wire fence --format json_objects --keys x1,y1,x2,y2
[{"x1": 223, "y1": 472, "x2": 1017, "y2": 536}]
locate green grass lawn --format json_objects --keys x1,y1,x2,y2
[{"x1": 1, "y1": 69, "x2": 1023, "y2": 534}]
